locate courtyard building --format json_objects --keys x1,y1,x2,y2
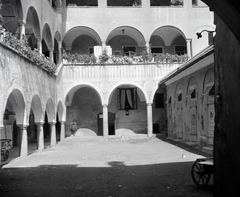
[{"x1": 0, "y1": 0, "x2": 214, "y2": 163}]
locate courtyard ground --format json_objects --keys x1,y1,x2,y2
[{"x1": 0, "y1": 135, "x2": 213, "y2": 197}]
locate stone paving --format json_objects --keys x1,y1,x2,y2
[{"x1": 0, "y1": 135, "x2": 213, "y2": 197}]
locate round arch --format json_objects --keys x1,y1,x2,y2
[
  {"x1": 186, "y1": 77, "x2": 197, "y2": 96},
  {"x1": 42, "y1": 23, "x2": 53, "y2": 49},
  {"x1": 63, "y1": 26, "x2": 102, "y2": 51},
  {"x1": 30, "y1": 95, "x2": 43, "y2": 123},
  {"x1": 65, "y1": 83, "x2": 103, "y2": 106},
  {"x1": 106, "y1": 82, "x2": 148, "y2": 105},
  {"x1": 151, "y1": 25, "x2": 187, "y2": 47},
  {"x1": 26, "y1": 6, "x2": 41, "y2": 38},
  {"x1": 45, "y1": 98, "x2": 55, "y2": 122},
  {"x1": 106, "y1": 26, "x2": 145, "y2": 47},
  {"x1": 203, "y1": 68, "x2": 214, "y2": 94},
  {"x1": 57, "y1": 101, "x2": 65, "y2": 122},
  {"x1": 5, "y1": 89, "x2": 26, "y2": 125}
]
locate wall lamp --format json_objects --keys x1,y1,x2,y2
[{"x1": 196, "y1": 30, "x2": 216, "y2": 39}]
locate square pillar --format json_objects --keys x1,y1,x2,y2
[
  {"x1": 50, "y1": 122, "x2": 56, "y2": 146},
  {"x1": 18, "y1": 20, "x2": 26, "y2": 40},
  {"x1": 19, "y1": 124, "x2": 28, "y2": 157},
  {"x1": 36, "y1": 122, "x2": 44, "y2": 151},
  {"x1": 103, "y1": 105, "x2": 109, "y2": 137},
  {"x1": 60, "y1": 121, "x2": 66, "y2": 141},
  {"x1": 147, "y1": 103, "x2": 153, "y2": 137},
  {"x1": 186, "y1": 38, "x2": 192, "y2": 58}
]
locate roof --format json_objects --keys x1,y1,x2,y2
[{"x1": 159, "y1": 44, "x2": 214, "y2": 85}]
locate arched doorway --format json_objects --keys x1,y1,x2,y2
[
  {"x1": 66, "y1": 86, "x2": 102, "y2": 136},
  {"x1": 108, "y1": 84, "x2": 147, "y2": 136}
]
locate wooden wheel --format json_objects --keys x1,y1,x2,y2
[{"x1": 191, "y1": 159, "x2": 211, "y2": 186}]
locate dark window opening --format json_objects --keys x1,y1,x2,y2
[
  {"x1": 151, "y1": 47, "x2": 163, "y2": 55},
  {"x1": 177, "y1": 93, "x2": 182, "y2": 101},
  {"x1": 107, "y1": 0, "x2": 141, "y2": 7},
  {"x1": 123, "y1": 46, "x2": 136, "y2": 56},
  {"x1": 168, "y1": 97, "x2": 172, "y2": 104},
  {"x1": 66, "y1": 0, "x2": 98, "y2": 6},
  {"x1": 190, "y1": 89, "x2": 196, "y2": 99},
  {"x1": 150, "y1": 0, "x2": 183, "y2": 6},
  {"x1": 89, "y1": 47, "x2": 94, "y2": 54},
  {"x1": 209, "y1": 85, "x2": 215, "y2": 96},
  {"x1": 155, "y1": 93, "x2": 165, "y2": 108},
  {"x1": 117, "y1": 88, "x2": 137, "y2": 110},
  {"x1": 192, "y1": 0, "x2": 198, "y2": 6},
  {"x1": 175, "y1": 45, "x2": 187, "y2": 55}
]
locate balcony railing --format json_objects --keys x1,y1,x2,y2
[{"x1": 63, "y1": 63, "x2": 181, "y2": 82}]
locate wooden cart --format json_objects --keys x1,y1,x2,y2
[
  {"x1": 1, "y1": 139, "x2": 12, "y2": 161},
  {"x1": 191, "y1": 157, "x2": 213, "y2": 186}
]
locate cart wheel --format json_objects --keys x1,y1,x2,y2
[
  {"x1": 3, "y1": 150, "x2": 9, "y2": 161},
  {"x1": 191, "y1": 160, "x2": 211, "y2": 186}
]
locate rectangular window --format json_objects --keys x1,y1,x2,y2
[
  {"x1": 177, "y1": 92, "x2": 182, "y2": 101},
  {"x1": 150, "y1": 0, "x2": 183, "y2": 6},
  {"x1": 155, "y1": 93, "x2": 165, "y2": 108},
  {"x1": 175, "y1": 45, "x2": 187, "y2": 55},
  {"x1": 66, "y1": 0, "x2": 98, "y2": 6},
  {"x1": 151, "y1": 47, "x2": 163, "y2": 55},
  {"x1": 123, "y1": 46, "x2": 136, "y2": 56},
  {"x1": 107, "y1": 0, "x2": 142, "y2": 7},
  {"x1": 89, "y1": 47, "x2": 94, "y2": 54},
  {"x1": 117, "y1": 88, "x2": 137, "y2": 110}
]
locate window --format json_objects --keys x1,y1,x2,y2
[
  {"x1": 66, "y1": 0, "x2": 98, "y2": 6},
  {"x1": 177, "y1": 91, "x2": 182, "y2": 101},
  {"x1": 150, "y1": 0, "x2": 183, "y2": 6},
  {"x1": 117, "y1": 88, "x2": 137, "y2": 110},
  {"x1": 151, "y1": 47, "x2": 163, "y2": 55},
  {"x1": 107, "y1": 0, "x2": 141, "y2": 7},
  {"x1": 192, "y1": 0, "x2": 198, "y2": 6},
  {"x1": 155, "y1": 93, "x2": 165, "y2": 108},
  {"x1": 209, "y1": 85, "x2": 215, "y2": 96},
  {"x1": 175, "y1": 45, "x2": 187, "y2": 55},
  {"x1": 89, "y1": 47, "x2": 94, "y2": 54},
  {"x1": 189, "y1": 85, "x2": 196, "y2": 99},
  {"x1": 123, "y1": 46, "x2": 136, "y2": 56}
]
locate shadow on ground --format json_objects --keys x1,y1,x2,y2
[{"x1": 0, "y1": 161, "x2": 213, "y2": 197}]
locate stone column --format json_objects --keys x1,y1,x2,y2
[
  {"x1": 49, "y1": 48, "x2": 54, "y2": 62},
  {"x1": 147, "y1": 103, "x2": 153, "y2": 137},
  {"x1": 98, "y1": 0, "x2": 106, "y2": 8},
  {"x1": 102, "y1": 105, "x2": 109, "y2": 137},
  {"x1": 50, "y1": 122, "x2": 56, "y2": 146},
  {"x1": 58, "y1": 41, "x2": 62, "y2": 64},
  {"x1": 19, "y1": 124, "x2": 28, "y2": 157},
  {"x1": 186, "y1": 39, "x2": 192, "y2": 58},
  {"x1": 145, "y1": 41, "x2": 150, "y2": 54},
  {"x1": 36, "y1": 37, "x2": 42, "y2": 54},
  {"x1": 36, "y1": 122, "x2": 44, "y2": 151},
  {"x1": 102, "y1": 41, "x2": 106, "y2": 51},
  {"x1": 60, "y1": 121, "x2": 65, "y2": 141},
  {"x1": 18, "y1": 20, "x2": 26, "y2": 40}
]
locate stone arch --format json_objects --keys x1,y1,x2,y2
[
  {"x1": 65, "y1": 83, "x2": 103, "y2": 106},
  {"x1": 203, "y1": 68, "x2": 214, "y2": 93},
  {"x1": 107, "y1": 82, "x2": 148, "y2": 105},
  {"x1": 30, "y1": 94, "x2": 44, "y2": 123},
  {"x1": 63, "y1": 26, "x2": 101, "y2": 53},
  {"x1": 26, "y1": 6, "x2": 41, "y2": 38},
  {"x1": 151, "y1": 25, "x2": 187, "y2": 47},
  {"x1": 1, "y1": 0, "x2": 23, "y2": 35},
  {"x1": 57, "y1": 101, "x2": 65, "y2": 122},
  {"x1": 5, "y1": 89, "x2": 26, "y2": 125},
  {"x1": 106, "y1": 26, "x2": 146, "y2": 48},
  {"x1": 42, "y1": 23, "x2": 53, "y2": 49},
  {"x1": 45, "y1": 98, "x2": 55, "y2": 122}
]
